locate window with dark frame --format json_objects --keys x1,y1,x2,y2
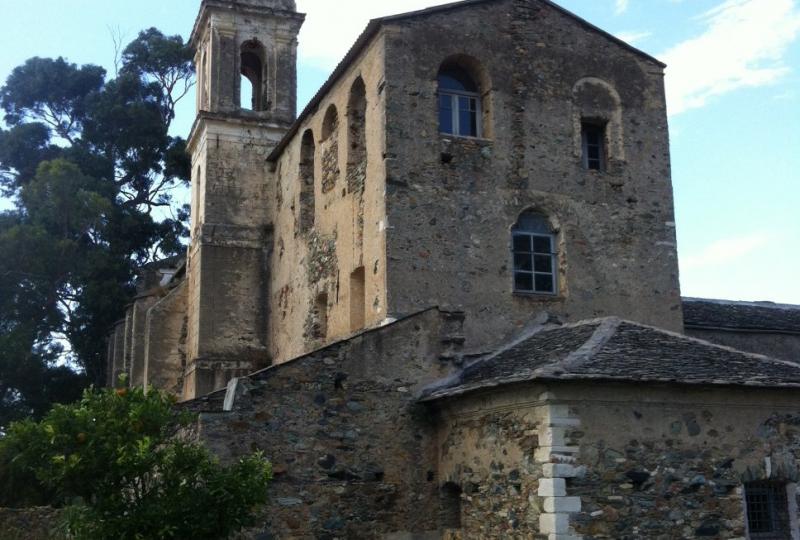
[
  {"x1": 745, "y1": 481, "x2": 791, "y2": 539},
  {"x1": 438, "y1": 66, "x2": 481, "y2": 138},
  {"x1": 581, "y1": 120, "x2": 607, "y2": 171},
  {"x1": 512, "y1": 212, "x2": 558, "y2": 295}
]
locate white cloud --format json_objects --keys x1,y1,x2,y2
[
  {"x1": 661, "y1": 0, "x2": 800, "y2": 115},
  {"x1": 680, "y1": 232, "x2": 771, "y2": 271},
  {"x1": 679, "y1": 231, "x2": 800, "y2": 303},
  {"x1": 295, "y1": 0, "x2": 452, "y2": 68},
  {"x1": 614, "y1": 30, "x2": 652, "y2": 44},
  {"x1": 615, "y1": 0, "x2": 630, "y2": 15}
]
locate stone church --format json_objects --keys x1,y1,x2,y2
[{"x1": 105, "y1": 0, "x2": 800, "y2": 537}]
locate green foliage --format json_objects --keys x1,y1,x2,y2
[
  {"x1": 0, "y1": 57, "x2": 105, "y2": 141},
  {"x1": 0, "y1": 28, "x2": 194, "y2": 426},
  {"x1": 0, "y1": 386, "x2": 271, "y2": 539}
]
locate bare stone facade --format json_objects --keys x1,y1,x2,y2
[
  {"x1": 100, "y1": 1, "x2": 800, "y2": 538},
  {"x1": 435, "y1": 383, "x2": 800, "y2": 539}
]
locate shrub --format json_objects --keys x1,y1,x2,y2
[{"x1": 0, "y1": 385, "x2": 271, "y2": 539}]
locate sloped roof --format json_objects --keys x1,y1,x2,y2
[
  {"x1": 421, "y1": 317, "x2": 800, "y2": 401},
  {"x1": 267, "y1": 0, "x2": 665, "y2": 162},
  {"x1": 684, "y1": 297, "x2": 800, "y2": 335}
]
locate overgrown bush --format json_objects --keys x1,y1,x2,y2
[{"x1": 0, "y1": 385, "x2": 271, "y2": 539}]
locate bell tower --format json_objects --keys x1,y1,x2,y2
[{"x1": 185, "y1": 0, "x2": 304, "y2": 398}]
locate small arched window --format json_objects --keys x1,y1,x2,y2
[
  {"x1": 320, "y1": 105, "x2": 339, "y2": 193},
  {"x1": 199, "y1": 50, "x2": 209, "y2": 110},
  {"x1": 298, "y1": 130, "x2": 315, "y2": 233},
  {"x1": 241, "y1": 41, "x2": 266, "y2": 111},
  {"x1": 346, "y1": 77, "x2": 367, "y2": 193},
  {"x1": 572, "y1": 78, "x2": 623, "y2": 172},
  {"x1": 321, "y1": 104, "x2": 338, "y2": 140},
  {"x1": 512, "y1": 211, "x2": 558, "y2": 295},
  {"x1": 438, "y1": 65, "x2": 481, "y2": 137}
]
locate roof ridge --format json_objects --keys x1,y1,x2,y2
[
  {"x1": 537, "y1": 317, "x2": 622, "y2": 376},
  {"x1": 472, "y1": 313, "x2": 557, "y2": 361}
]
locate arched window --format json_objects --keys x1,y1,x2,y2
[
  {"x1": 572, "y1": 78, "x2": 624, "y2": 172},
  {"x1": 512, "y1": 211, "x2": 558, "y2": 295},
  {"x1": 321, "y1": 104, "x2": 339, "y2": 140},
  {"x1": 320, "y1": 105, "x2": 339, "y2": 193},
  {"x1": 241, "y1": 40, "x2": 266, "y2": 111},
  {"x1": 438, "y1": 64, "x2": 481, "y2": 137},
  {"x1": 346, "y1": 77, "x2": 367, "y2": 193},
  {"x1": 298, "y1": 130, "x2": 315, "y2": 233},
  {"x1": 199, "y1": 50, "x2": 209, "y2": 110}
]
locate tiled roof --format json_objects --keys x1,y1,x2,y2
[
  {"x1": 683, "y1": 298, "x2": 800, "y2": 334},
  {"x1": 421, "y1": 317, "x2": 800, "y2": 401}
]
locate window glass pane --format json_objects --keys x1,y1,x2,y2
[
  {"x1": 439, "y1": 94, "x2": 453, "y2": 134},
  {"x1": 534, "y1": 254, "x2": 552, "y2": 273},
  {"x1": 438, "y1": 68, "x2": 478, "y2": 92},
  {"x1": 535, "y1": 274, "x2": 554, "y2": 293},
  {"x1": 514, "y1": 272, "x2": 533, "y2": 292},
  {"x1": 582, "y1": 122, "x2": 606, "y2": 171},
  {"x1": 533, "y1": 236, "x2": 552, "y2": 254},
  {"x1": 469, "y1": 100, "x2": 478, "y2": 136},
  {"x1": 457, "y1": 97, "x2": 477, "y2": 137},
  {"x1": 514, "y1": 212, "x2": 551, "y2": 234},
  {"x1": 514, "y1": 253, "x2": 533, "y2": 271},
  {"x1": 512, "y1": 234, "x2": 531, "y2": 252}
]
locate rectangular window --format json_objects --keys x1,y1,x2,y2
[
  {"x1": 581, "y1": 121, "x2": 606, "y2": 171},
  {"x1": 349, "y1": 267, "x2": 365, "y2": 332},
  {"x1": 745, "y1": 482, "x2": 792, "y2": 539},
  {"x1": 440, "y1": 92, "x2": 480, "y2": 137},
  {"x1": 512, "y1": 232, "x2": 557, "y2": 295},
  {"x1": 313, "y1": 293, "x2": 328, "y2": 340}
]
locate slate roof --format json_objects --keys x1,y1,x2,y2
[
  {"x1": 421, "y1": 317, "x2": 800, "y2": 401},
  {"x1": 267, "y1": 0, "x2": 665, "y2": 161},
  {"x1": 683, "y1": 298, "x2": 800, "y2": 335}
]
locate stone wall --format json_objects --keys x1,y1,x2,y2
[
  {"x1": 437, "y1": 392, "x2": 547, "y2": 537},
  {"x1": 565, "y1": 383, "x2": 800, "y2": 539},
  {"x1": 187, "y1": 308, "x2": 466, "y2": 538},
  {"x1": 184, "y1": 115, "x2": 285, "y2": 398},
  {"x1": 268, "y1": 32, "x2": 388, "y2": 364},
  {"x1": 181, "y1": 0, "x2": 305, "y2": 398},
  {"x1": 435, "y1": 381, "x2": 800, "y2": 538},
  {"x1": 0, "y1": 507, "x2": 62, "y2": 540},
  {"x1": 686, "y1": 327, "x2": 800, "y2": 362},
  {"x1": 190, "y1": 0, "x2": 302, "y2": 122},
  {"x1": 436, "y1": 384, "x2": 584, "y2": 538},
  {"x1": 143, "y1": 281, "x2": 188, "y2": 396},
  {"x1": 382, "y1": 0, "x2": 682, "y2": 354},
  {"x1": 110, "y1": 320, "x2": 125, "y2": 386},
  {"x1": 129, "y1": 295, "x2": 156, "y2": 388}
]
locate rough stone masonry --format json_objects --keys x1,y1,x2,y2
[{"x1": 97, "y1": 0, "x2": 800, "y2": 538}]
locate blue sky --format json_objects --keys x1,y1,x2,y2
[{"x1": 1, "y1": 0, "x2": 798, "y2": 303}]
